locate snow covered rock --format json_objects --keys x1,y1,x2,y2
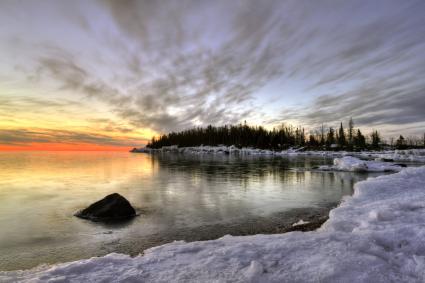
[
  {"x1": 319, "y1": 156, "x2": 403, "y2": 172},
  {"x1": 2, "y1": 167, "x2": 425, "y2": 282},
  {"x1": 292, "y1": 219, "x2": 310, "y2": 227},
  {"x1": 358, "y1": 149, "x2": 425, "y2": 163},
  {"x1": 74, "y1": 193, "x2": 136, "y2": 221}
]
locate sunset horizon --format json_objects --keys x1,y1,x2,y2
[{"x1": 0, "y1": 143, "x2": 132, "y2": 151}]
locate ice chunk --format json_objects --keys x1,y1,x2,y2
[
  {"x1": 292, "y1": 219, "x2": 310, "y2": 227},
  {"x1": 319, "y1": 156, "x2": 403, "y2": 172}
]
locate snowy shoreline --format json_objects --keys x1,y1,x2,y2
[
  {"x1": 132, "y1": 146, "x2": 425, "y2": 163},
  {"x1": 318, "y1": 156, "x2": 404, "y2": 172},
  {"x1": 2, "y1": 166, "x2": 425, "y2": 282}
]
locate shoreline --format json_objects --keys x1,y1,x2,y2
[
  {"x1": 131, "y1": 146, "x2": 425, "y2": 163},
  {"x1": 0, "y1": 205, "x2": 334, "y2": 272},
  {"x1": 120, "y1": 205, "x2": 335, "y2": 258}
]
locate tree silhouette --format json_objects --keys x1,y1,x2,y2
[
  {"x1": 348, "y1": 117, "x2": 354, "y2": 148},
  {"x1": 326, "y1": 127, "x2": 335, "y2": 147},
  {"x1": 338, "y1": 122, "x2": 346, "y2": 147},
  {"x1": 371, "y1": 130, "x2": 381, "y2": 149},
  {"x1": 354, "y1": 129, "x2": 366, "y2": 149},
  {"x1": 145, "y1": 121, "x2": 423, "y2": 151},
  {"x1": 396, "y1": 135, "x2": 406, "y2": 149}
]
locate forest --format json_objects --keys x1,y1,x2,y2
[{"x1": 147, "y1": 118, "x2": 425, "y2": 151}]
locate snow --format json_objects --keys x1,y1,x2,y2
[
  {"x1": 2, "y1": 166, "x2": 425, "y2": 282},
  {"x1": 319, "y1": 156, "x2": 403, "y2": 172},
  {"x1": 370, "y1": 149, "x2": 425, "y2": 163},
  {"x1": 131, "y1": 146, "x2": 425, "y2": 163},
  {"x1": 292, "y1": 219, "x2": 310, "y2": 227}
]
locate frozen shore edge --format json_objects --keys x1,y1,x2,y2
[
  {"x1": 2, "y1": 166, "x2": 425, "y2": 282},
  {"x1": 131, "y1": 145, "x2": 425, "y2": 163}
]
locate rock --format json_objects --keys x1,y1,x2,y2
[
  {"x1": 394, "y1": 163, "x2": 407, "y2": 167},
  {"x1": 376, "y1": 157, "x2": 395, "y2": 162},
  {"x1": 130, "y1": 147, "x2": 152, "y2": 153},
  {"x1": 75, "y1": 193, "x2": 136, "y2": 221}
]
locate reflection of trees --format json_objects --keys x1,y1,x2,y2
[
  {"x1": 152, "y1": 154, "x2": 383, "y2": 222},
  {"x1": 148, "y1": 153, "x2": 381, "y2": 200},
  {"x1": 141, "y1": 154, "x2": 308, "y2": 227},
  {"x1": 312, "y1": 170, "x2": 375, "y2": 202},
  {"x1": 148, "y1": 153, "x2": 376, "y2": 188},
  {"x1": 151, "y1": 153, "x2": 300, "y2": 185}
]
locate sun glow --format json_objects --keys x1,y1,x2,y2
[{"x1": 0, "y1": 143, "x2": 131, "y2": 151}]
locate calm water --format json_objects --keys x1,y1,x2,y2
[{"x1": 0, "y1": 151, "x2": 381, "y2": 270}]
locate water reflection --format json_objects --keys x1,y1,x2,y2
[{"x1": 0, "y1": 151, "x2": 379, "y2": 270}]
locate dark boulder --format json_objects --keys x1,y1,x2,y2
[
  {"x1": 394, "y1": 163, "x2": 407, "y2": 168},
  {"x1": 75, "y1": 193, "x2": 136, "y2": 221}
]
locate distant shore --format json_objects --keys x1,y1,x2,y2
[{"x1": 130, "y1": 145, "x2": 425, "y2": 163}]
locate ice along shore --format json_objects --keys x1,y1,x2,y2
[{"x1": 131, "y1": 145, "x2": 425, "y2": 163}]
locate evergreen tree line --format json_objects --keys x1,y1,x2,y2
[{"x1": 147, "y1": 118, "x2": 425, "y2": 150}]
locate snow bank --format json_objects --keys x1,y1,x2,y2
[
  {"x1": 373, "y1": 149, "x2": 425, "y2": 163},
  {"x1": 319, "y1": 156, "x2": 403, "y2": 172},
  {"x1": 2, "y1": 167, "x2": 425, "y2": 282},
  {"x1": 131, "y1": 146, "x2": 425, "y2": 162}
]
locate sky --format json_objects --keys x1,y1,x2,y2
[{"x1": 0, "y1": 0, "x2": 424, "y2": 150}]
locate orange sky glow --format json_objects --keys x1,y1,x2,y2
[{"x1": 0, "y1": 143, "x2": 132, "y2": 151}]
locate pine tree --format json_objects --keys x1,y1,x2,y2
[
  {"x1": 300, "y1": 128, "x2": 306, "y2": 146},
  {"x1": 327, "y1": 127, "x2": 335, "y2": 147},
  {"x1": 348, "y1": 117, "x2": 354, "y2": 146},
  {"x1": 396, "y1": 135, "x2": 405, "y2": 149},
  {"x1": 309, "y1": 135, "x2": 318, "y2": 146},
  {"x1": 354, "y1": 129, "x2": 366, "y2": 149},
  {"x1": 371, "y1": 130, "x2": 381, "y2": 149},
  {"x1": 338, "y1": 122, "x2": 346, "y2": 148},
  {"x1": 320, "y1": 124, "x2": 325, "y2": 146}
]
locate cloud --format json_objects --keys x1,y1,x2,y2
[
  {"x1": 28, "y1": 0, "x2": 292, "y2": 133},
  {"x1": 0, "y1": 128, "x2": 146, "y2": 147},
  {"x1": 0, "y1": 96, "x2": 82, "y2": 111},
  {"x1": 2, "y1": 0, "x2": 425, "y2": 138},
  {"x1": 277, "y1": 68, "x2": 425, "y2": 132},
  {"x1": 87, "y1": 118, "x2": 134, "y2": 134},
  {"x1": 268, "y1": 1, "x2": 425, "y2": 135}
]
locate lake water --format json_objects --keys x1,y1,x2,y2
[{"x1": 0, "y1": 151, "x2": 382, "y2": 270}]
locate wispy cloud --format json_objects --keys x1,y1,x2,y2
[
  {"x1": 0, "y1": 128, "x2": 146, "y2": 147},
  {"x1": 28, "y1": 0, "x2": 291, "y2": 133},
  {"x1": 0, "y1": 96, "x2": 82, "y2": 112}
]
